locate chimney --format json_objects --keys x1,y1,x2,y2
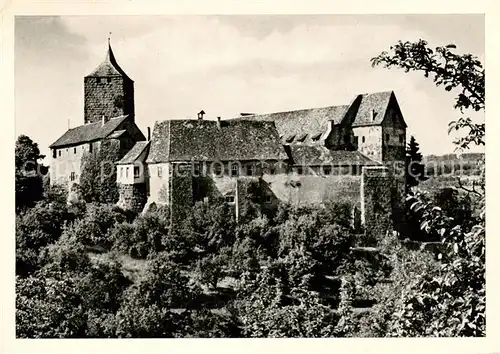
[
  {"x1": 147, "y1": 127, "x2": 151, "y2": 141},
  {"x1": 217, "y1": 116, "x2": 221, "y2": 129},
  {"x1": 197, "y1": 110, "x2": 205, "y2": 120}
]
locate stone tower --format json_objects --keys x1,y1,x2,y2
[{"x1": 84, "y1": 40, "x2": 135, "y2": 124}]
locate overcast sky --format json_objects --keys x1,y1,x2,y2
[{"x1": 15, "y1": 15, "x2": 484, "y2": 159}]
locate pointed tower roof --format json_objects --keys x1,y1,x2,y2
[{"x1": 86, "y1": 39, "x2": 133, "y2": 81}]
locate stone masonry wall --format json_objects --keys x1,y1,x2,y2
[
  {"x1": 360, "y1": 166, "x2": 392, "y2": 242},
  {"x1": 117, "y1": 183, "x2": 148, "y2": 212},
  {"x1": 84, "y1": 76, "x2": 134, "y2": 124},
  {"x1": 170, "y1": 174, "x2": 194, "y2": 225}
]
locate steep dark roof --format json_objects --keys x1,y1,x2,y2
[
  {"x1": 85, "y1": 43, "x2": 133, "y2": 82},
  {"x1": 117, "y1": 141, "x2": 150, "y2": 165},
  {"x1": 233, "y1": 105, "x2": 349, "y2": 145},
  {"x1": 230, "y1": 91, "x2": 404, "y2": 138},
  {"x1": 146, "y1": 119, "x2": 287, "y2": 163},
  {"x1": 351, "y1": 91, "x2": 393, "y2": 126},
  {"x1": 287, "y1": 146, "x2": 380, "y2": 166},
  {"x1": 49, "y1": 115, "x2": 129, "y2": 148}
]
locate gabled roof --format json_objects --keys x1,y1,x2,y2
[
  {"x1": 49, "y1": 115, "x2": 129, "y2": 148},
  {"x1": 229, "y1": 91, "x2": 406, "y2": 139},
  {"x1": 232, "y1": 105, "x2": 349, "y2": 145},
  {"x1": 117, "y1": 141, "x2": 150, "y2": 165},
  {"x1": 146, "y1": 119, "x2": 287, "y2": 163},
  {"x1": 287, "y1": 146, "x2": 380, "y2": 166},
  {"x1": 85, "y1": 43, "x2": 133, "y2": 82},
  {"x1": 351, "y1": 91, "x2": 393, "y2": 126}
]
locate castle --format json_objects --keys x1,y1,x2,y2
[{"x1": 50, "y1": 42, "x2": 407, "y2": 232}]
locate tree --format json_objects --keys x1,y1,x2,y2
[
  {"x1": 406, "y1": 136, "x2": 427, "y2": 189},
  {"x1": 15, "y1": 135, "x2": 45, "y2": 171},
  {"x1": 371, "y1": 39, "x2": 484, "y2": 149},
  {"x1": 372, "y1": 39, "x2": 486, "y2": 336},
  {"x1": 15, "y1": 135, "x2": 45, "y2": 208}
]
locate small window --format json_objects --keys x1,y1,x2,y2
[
  {"x1": 311, "y1": 132, "x2": 322, "y2": 141},
  {"x1": 70, "y1": 172, "x2": 75, "y2": 181},
  {"x1": 297, "y1": 166, "x2": 304, "y2": 175},
  {"x1": 297, "y1": 134, "x2": 307, "y2": 143},
  {"x1": 107, "y1": 77, "x2": 112, "y2": 83},
  {"x1": 96, "y1": 78, "x2": 101, "y2": 84},
  {"x1": 89, "y1": 143, "x2": 93, "y2": 153},
  {"x1": 58, "y1": 150, "x2": 61, "y2": 157},
  {"x1": 52, "y1": 149, "x2": 57, "y2": 159},
  {"x1": 126, "y1": 167, "x2": 129, "y2": 178},
  {"x1": 214, "y1": 163, "x2": 223, "y2": 176},
  {"x1": 399, "y1": 134, "x2": 404, "y2": 143},
  {"x1": 74, "y1": 147, "x2": 77, "y2": 154},
  {"x1": 231, "y1": 163, "x2": 239, "y2": 177},
  {"x1": 158, "y1": 166, "x2": 163, "y2": 178},
  {"x1": 362, "y1": 136, "x2": 366, "y2": 143},
  {"x1": 269, "y1": 164, "x2": 276, "y2": 175},
  {"x1": 134, "y1": 166, "x2": 140, "y2": 178},
  {"x1": 246, "y1": 165, "x2": 254, "y2": 176},
  {"x1": 385, "y1": 133, "x2": 390, "y2": 142},
  {"x1": 193, "y1": 163, "x2": 201, "y2": 176},
  {"x1": 225, "y1": 195, "x2": 235, "y2": 204},
  {"x1": 323, "y1": 166, "x2": 332, "y2": 175},
  {"x1": 354, "y1": 136, "x2": 359, "y2": 146},
  {"x1": 120, "y1": 167, "x2": 123, "y2": 178},
  {"x1": 265, "y1": 195, "x2": 272, "y2": 204}
]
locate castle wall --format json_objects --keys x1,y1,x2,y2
[
  {"x1": 84, "y1": 76, "x2": 134, "y2": 124},
  {"x1": 146, "y1": 162, "x2": 170, "y2": 205},
  {"x1": 353, "y1": 125, "x2": 383, "y2": 162},
  {"x1": 263, "y1": 173, "x2": 362, "y2": 207},
  {"x1": 117, "y1": 183, "x2": 148, "y2": 212},
  {"x1": 50, "y1": 142, "x2": 92, "y2": 187},
  {"x1": 170, "y1": 173, "x2": 193, "y2": 224},
  {"x1": 360, "y1": 166, "x2": 392, "y2": 242}
]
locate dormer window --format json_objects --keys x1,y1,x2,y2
[
  {"x1": 225, "y1": 195, "x2": 235, "y2": 204},
  {"x1": 285, "y1": 134, "x2": 296, "y2": 143},
  {"x1": 213, "y1": 162, "x2": 223, "y2": 176},
  {"x1": 193, "y1": 163, "x2": 201, "y2": 176},
  {"x1": 231, "y1": 163, "x2": 239, "y2": 177},
  {"x1": 311, "y1": 132, "x2": 322, "y2": 141},
  {"x1": 296, "y1": 134, "x2": 307, "y2": 143}
]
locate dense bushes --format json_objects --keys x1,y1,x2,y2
[{"x1": 15, "y1": 176, "x2": 485, "y2": 337}]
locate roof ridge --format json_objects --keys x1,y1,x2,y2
[{"x1": 247, "y1": 103, "x2": 350, "y2": 117}]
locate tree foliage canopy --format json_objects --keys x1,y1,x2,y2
[{"x1": 371, "y1": 39, "x2": 485, "y2": 149}]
